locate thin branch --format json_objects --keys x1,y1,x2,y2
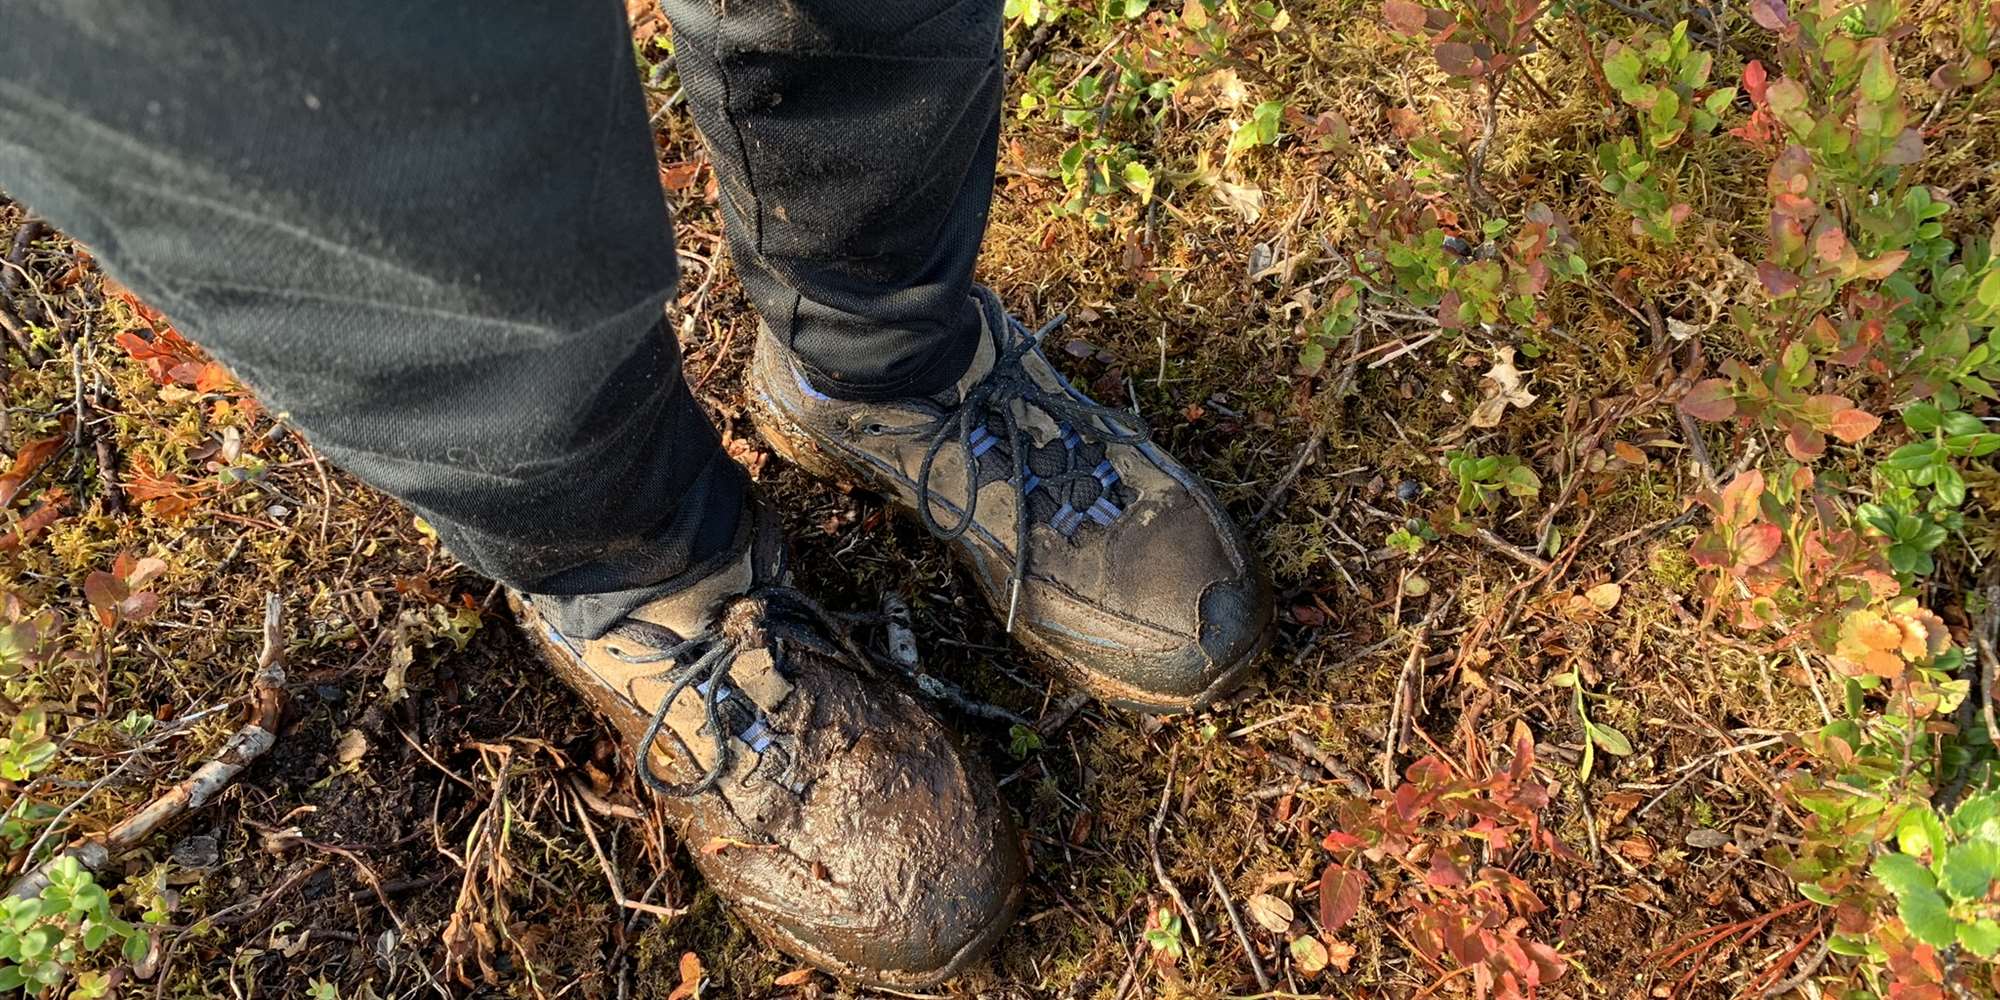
[
  {"x1": 9, "y1": 594, "x2": 288, "y2": 899},
  {"x1": 1206, "y1": 866, "x2": 1271, "y2": 992}
]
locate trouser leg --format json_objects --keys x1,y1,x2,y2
[
  {"x1": 0, "y1": 0, "x2": 745, "y2": 637},
  {"x1": 662, "y1": 0, "x2": 1004, "y2": 401}
]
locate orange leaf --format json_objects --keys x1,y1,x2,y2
[
  {"x1": 0, "y1": 490, "x2": 70, "y2": 552},
  {"x1": 1827, "y1": 407, "x2": 1881, "y2": 443},
  {"x1": 0, "y1": 433, "x2": 67, "y2": 507},
  {"x1": 193, "y1": 362, "x2": 236, "y2": 394},
  {"x1": 1735, "y1": 523, "x2": 1783, "y2": 568},
  {"x1": 667, "y1": 952, "x2": 704, "y2": 1000},
  {"x1": 772, "y1": 968, "x2": 815, "y2": 987}
]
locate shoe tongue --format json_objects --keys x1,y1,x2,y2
[
  {"x1": 946, "y1": 310, "x2": 999, "y2": 403},
  {"x1": 628, "y1": 546, "x2": 755, "y2": 638}
]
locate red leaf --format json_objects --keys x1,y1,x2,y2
[
  {"x1": 1679, "y1": 378, "x2": 1737, "y2": 422},
  {"x1": 1749, "y1": 0, "x2": 1790, "y2": 30},
  {"x1": 1852, "y1": 249, "x2": 1909, "y2": 281},
  {"x1": 1757, "y1": 262, "x2": 1803, "y2": 297},
  {"x1": 1433, "y1": 41, "x2": 1484, "y2": 77},
  {"x1": 83, "y1": 572, "x2": 125, "y2": 613},
  {"x1": 1320, "y1": 830, "x2": 1364, "y2": 852},
  {"x1": 0, "y1": 491, "x2": 69, "y2": 552},
  {"x1": 1318, "y1": 863, "x2": 1367, "y2": 934},
  {"x1": 1717, "y1": 469, "x2": 1765, "y2": 528},
  {"x1": 1828, "y1": 407, "x2": 1881, "y2": 443},
  {"x1": 193, "y1": 363, "x2": 236, "y2": 394},
  {"x1": 1743, "y1": 61, "x2": 1770, "y2": 105},
  {"x1": 1735, "y1": 522, "x2": 1784, "y2": 568},
  {"x1": 1381, "y1": 0, "x2": 1429, "y2": 32},
  {"x1": 1784, "y1": 422, "x2": 1827, "y2": 460}
]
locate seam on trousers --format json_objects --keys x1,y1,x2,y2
[
  {"x1": 708, "y1": 0, "x2": 766, "y2": 275},
  {"x1": 581, "y1": 2, "x2": 622, "y2": 265}
]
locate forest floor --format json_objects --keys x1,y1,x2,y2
[{"x1": 4, "y1": 0, "x2": 1998, "y2": 997}]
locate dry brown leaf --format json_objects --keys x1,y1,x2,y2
[
  {"x1": 773, "y1": 968, "x2": 815, "y2": 987},
  {"x1": 667, "y1": 952, "x2": 704, "y2": 1000},
  {"x1": 1324, "y1": 937, "x2": 1358, "y2": 973},
  {"x1": 1214, "y1": 181, "x2": 1264, "y2": 224},
  {"x1": 1469, "y1": 347, "x2": 1537, "y2": 428},
  {"x1": 1246, "y1": 892, "x2": 1294, "y2": 933},
  {"x1": 334, "y1": 729, "x2": 369, "y2": 767}
]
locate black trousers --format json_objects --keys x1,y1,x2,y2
[{"x1": 0, "y1": 0, "x2": 999, "y2": 635}]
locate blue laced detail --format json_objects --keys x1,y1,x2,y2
[{"x1": 906, "y1": 308, "x2": 1149, "y2": 631}]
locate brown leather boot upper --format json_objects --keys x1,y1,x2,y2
[
  {"x1": 749, "y1": 288, "x2": 1274, "y2": 712},
  {"x1": 515, "y1": 509, "x2": 1024, "y2": 987}
]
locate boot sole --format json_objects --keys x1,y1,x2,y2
[{"x1": 747, "y1": 385, "x2": 1268, "y2": 715}]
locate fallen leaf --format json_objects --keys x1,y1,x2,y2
[
  {"x1": 772, "y1": 968, "x2": 815, "y2": 987},
  {"x1": 1214, "y1": 181, "x2": 1265, "y2": 223},
  {"x1": 667, "y1": 952, "x2": 704, "y2": 1000},
  {"x1": 0, "y1": 434, "x2": 67, "y2": 507},
  {"x1": 1324, "y1": 937, "x2": 1358, "y2": 973},
  {"x1": 1584, "y1": 582, "x2": 1622, "y2": 611},
  {"x1": 1247, "y1": 892, "x2": 1295, "y2": 933},
  {"x1": 1289, "y1": 934, "x2": 1329, "y2": 974},
  {"x1": 1468, "y1": 347, "x2": 1537, "y2": 428},
  {"x1": 699, "y1": 837, "x2": 777, "y2": 856},
  {"x1": 334, "y1": 729, "x2": 370, "y2": 767},
  {"x1": 1684, "y1": 828, "x2": 1732, "y2": 849}
]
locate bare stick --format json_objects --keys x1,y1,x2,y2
[
  {"x1": 876, "y1": 594, "x2": 1030, "y2": 726},
  {"x1": 1206, "y1": 866, "x2": 1271, "y2": 992},
  {"x1": 8, "y1": 594, "x2": 287, "y2": 899},
  {"x1": 1286, "y1": 729, "x2": 1369, "y2": 796},
  {"x1": 1147, "y1": 754, "x2": 1200, "y2": 946},
  {"x1": 1381, "y1": 621, "x2": 1432, "y2": 788},
  {"x1": 1473, "y1": 527, "x2": 1552, "y2": 574},
  {"x1": 1252, "y1": 423, "x2": 1327, "y2": 526}
]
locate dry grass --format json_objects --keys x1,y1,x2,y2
[{"x1": 4, "y1": 0, "x2": 1997, "y2": 997}]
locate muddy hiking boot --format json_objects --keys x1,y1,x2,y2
[
  {"x1": 750, "y1": 287, "x2": 1274, "y2": 713},
  {"x1": 513, "y1": 505, "x2": 1025, "y2": 987}
]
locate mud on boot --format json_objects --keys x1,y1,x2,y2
[
  {"x1": 513, "y1": 504, "x2": 1025, "y2": 987},
  {"x1": 749, "y1": 287, "x2": 1274, "y2": 713}
]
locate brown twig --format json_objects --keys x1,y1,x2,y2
[
  {"x1": 1206, "y1": 866, "x2": 1271, "y2": 992},
  {"x1": 1146, "y1": 752, "x2": 1200, "y2": 946},
  {"x1": 8, "y1": 594, "x2": 287, "y2": 899},
  {"x1": 1382, "y1": 615, "x2": 1435, "y2": 787},
  {"x1": 1252, "y1": 422, "x2": 1327, "y2": 526},
  {"x1": 1286, "y1": 729, "x2": 1369, "y2": 796},
  {"x1": 1472, "y1": 527, "x2": 1552, "y2": 574}
]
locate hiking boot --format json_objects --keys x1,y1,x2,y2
[
  {"x1": 748, "y1": 287, "x2": 1273, "y2": 713},
  {"x1": 513, "y1": 504, "x2": 1025, "y2": 987}
]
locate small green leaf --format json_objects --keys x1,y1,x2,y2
[
  {"x1": 1903, "y1": 402, "x2": 1943, "y2": 433},
  {"x1": 1588, "y1": 722, "x2": 1633, "y2": 756},
  {"x1": 1961, "y1": 918, "x2": 2000, "y2": 957},
  {"x1": 1943, "y1": 841, "x2": 1999, "y2": 901},
  {"x1": 1858, "y1": 40, "x2": 1897, "y2": 103},
  {"x1": 1873, "y1": 852, "x2": 1937, "y2": 898}
]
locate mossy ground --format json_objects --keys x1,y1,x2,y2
[{"x1": 4, "y1": 0, "x2": 1997, "y2": 996}]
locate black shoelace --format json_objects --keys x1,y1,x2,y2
[
  {"x1": 903, "y1": 310, "x2": 1149, "y2": 632},
  {"x1": 605, "y1": 586, "x2": 845, "y2": 799}
]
